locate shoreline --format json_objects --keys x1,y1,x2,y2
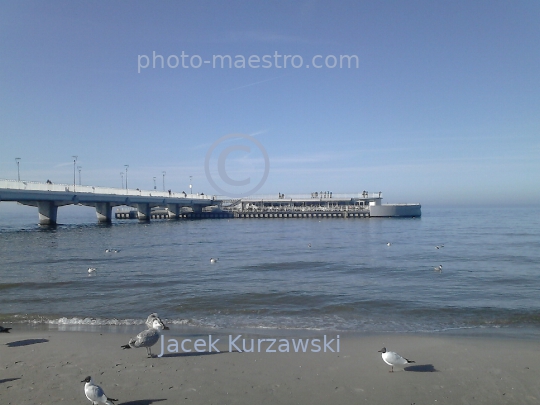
[{"x1": 2, "y1": 326, "x2": 539, "y2": 404}]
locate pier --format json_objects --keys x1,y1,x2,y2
[
  {"x1": 1, "y1": 179, "x2": 421, "y2": 225},
  {"x1": 0, "y1": 179, "x2": 217, "y2": 225}
]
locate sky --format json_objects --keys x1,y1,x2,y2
[{"x1": 1, "y1": 0, "x2": 539, "y2": 206}]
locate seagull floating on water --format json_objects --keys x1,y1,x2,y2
[
  {"x1": 387, "y1": 242, "x2": 392, "y2": 246},
  {"x1": 436, "y1": 245, "x2": 444, "y2": 249},
  {"x1": 82, "y1": 376, "x2": 117, "y2": 405},
  {"x1": 434, "y1": 265, "x2": 443, "y2": 272},
  {"x1": 0, "y1": 326, "x2": 12, "y2": 333},
  {"x1": 308, "y1": 243, "x2": 311, "y2": 248},
  {"x1": 121, "y1": 316, "x2": 169, "y2": 357},
  {"x1": 88, "y1": 268, "x2": 97, "y2": 274},
  {"x1": 210, "y1": 258, "x2": 218, "y2": 263},
  {"x1": 378, "y1": 347, "x2": 415, "y2": 372}
]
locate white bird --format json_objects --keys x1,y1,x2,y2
[
  {"x1": 434, "y1": 265, "x2": 443, "y2": 272},
  {"x1": 121, "y1": 317, "x2": 169, "y2": 357},
  {"x1": 145, "y1": 313, "x2": 160, "y2": 329},
  {"x1": 210, "y1": 258, "x2": 218, "y2": 263},
  {"x1": 387, "y1": 242, "x2": 392, "y2": 246},
  {"x1": 88, "y1": 268, "x2": 97, "y2": 274},
  {"x1": 436, "y1": 245, "x2": 444, "y2": 249},
  {"x1": 308, "y1": 243, "x2": 311, "y2": 248},
  {"x1": 378, "y1": 347, "x2": 415, "y2": 372},
  {"x1": 82, "y1": 376, "x2": 117, "y2": 405}
]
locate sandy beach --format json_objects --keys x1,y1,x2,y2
[{"x1": 1, "y1": 326, "x2": 539, "y2": 405}]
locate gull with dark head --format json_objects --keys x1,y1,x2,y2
[
  {"x1": 82, "y1": 376, "x2": 117, "y2": 405},
  {"x1": 434, "y1": 265, "x2": 443, "y2": 272},
  {"x1": 121, "y1": 316, "x2": 169, "y2": 358},
  {"x1": 378, "y1": 347, "x2": 415, "y2": 372}
]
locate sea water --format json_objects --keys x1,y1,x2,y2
[{"x1": 0, "y1": 204, "x2": 539, "y2": 336}]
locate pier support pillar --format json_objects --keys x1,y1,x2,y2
[
  {"x1": 167, "y1": 204, "x2": 180, "y2": 220},
  {"x1": 137, "y1": 203, "x2": 151, "y2": 221},
  {"x1": 192, "y1": 204, "x2": 203, "y2": 213},
  {"x1": 38, "y1": 201, "x2": 58, "y2": 225},
  {"x1": 95, "y1": 202, "x2": 112, "y2": 223}
]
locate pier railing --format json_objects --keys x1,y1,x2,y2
[
  {"x1": 216, "y1": 192, "x2": 382, "y2": 201},
  {"x1": 0, "y1": 179, "x2": 214, "y2": 200}
]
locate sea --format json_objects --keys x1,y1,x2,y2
[{"x1": 1, "y1": 203, "x2": 539, "y2": 337}]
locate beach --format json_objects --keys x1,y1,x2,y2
[{"x1": 2, "y1": 326, "x2": 539, "y2": 405}]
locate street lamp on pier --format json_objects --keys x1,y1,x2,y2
[
  {"x1": 124, "y1": 165, "x2": 129, "y2": 190},
  {"x1": 162, "y1": 171, "x2": 166, "y2": 192},
  {"x1": 15, "y1": 158, "x2": 21, "y2": 181},
  {"x1": 72, "y1": 156, "x2": 78, "y2": 191}
]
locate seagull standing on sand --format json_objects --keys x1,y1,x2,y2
[
  {"x1": 0, "y1": 326, "x2": 12, "y2": 333},
  {"x1": 82, "y1": 376, "x2": 118, "y2": 405},
  {"x1": 121, "y1": 317, "x2": 169, "y2": 357},
  {"x1": 378, "y1": 347, "x2": 415, "y2": 372}
]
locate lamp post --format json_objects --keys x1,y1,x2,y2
[
  {"x1": 162, "y1": 171, "x2": 166, "y2": 192},
  {"x1": 124, "y1": 165, "x2": 129, "y2": 190},
  {"x1": 153, "y1": 177, "x2": 156, "y2": 190},
  {"x1": 189, "y1": 175, "x2": 192, "y2": 196},
  {"x1": 120, "y1": 172, "x2": 124, "y2": 189},
  {"x1": 15, "y1": 158, "x2": 21, "y2": 181},
  {"x1": 72, "y1": 156, "x2": 78, "y2": 191},
  {"x1": 77, "y1": 166, "x2": 82, "y2": 185}
]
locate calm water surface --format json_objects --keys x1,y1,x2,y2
[{"x1": 0, "y1": 204, "x2": 539, "y2": 335}]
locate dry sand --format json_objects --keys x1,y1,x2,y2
[{"x1": 1, "y1": 326, "x2": 539, "y2": 405}]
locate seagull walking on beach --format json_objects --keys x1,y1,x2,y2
[
  {"x1": 378, "y1": 347, "x2": 415, "y2": 372},
  {"x1": 121, "y1": 316, "x2": 169, "y2": 358},
  {"x1": 434, "y1": 265, "x2": 443, "y2": 272},
  {"x1": 82, "y1": 376, "x2": 117, "y2": 405},
  {"x1": 0, "y1": 326, "x2": 12, "y2": 333}
]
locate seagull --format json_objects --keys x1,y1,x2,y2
[
  {"x1": 121, "y1": 317, "x2": 169, "y2": 357},
  {"x1": 378, "y1": 347, "x2": 415, "y2": 372},
  {"x1": 387, "y1": 242, "x2": 392, "y2": 246},
  {"x1": 88, "y1": 268, "x2": 97, "y2": 274},
  {"x1": 434, "y1": 265, "x2": 443, "y2": 272},
  {"x1": 82, "y1": 376, "x2": 118, "y2": 405},
  {"x1": 145, "y1": 313, "x2": 159, "y2": 329},
  {"x1": 0, "y1": 326, "x2": 12, "y2": 333},
  {"x1": 105, "y1": 249, "x2": 110, "y2": 253},
  {"x1": 308, "y1": 243, "x2": 311, "y2": 248},
  {"x1": 210, "y1": 258, "x2": 218, "y2": 263},
  {"x1": 436, "y1": 245, "x2": 444, "y2": 249}
]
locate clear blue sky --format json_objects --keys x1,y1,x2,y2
[{"x1": 1, "y1": 1, "x2": 539, "y2": 206}]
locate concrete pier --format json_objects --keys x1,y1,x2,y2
[
  {"x1": 0, "y1": 179, "x2": 217, "y2": 225},
  {"x1": 95, "y1": 202, "x2": 112, "y2": 223},
  {"x1": 37, "y1": 201, "x2": 58, "y2": 225}
]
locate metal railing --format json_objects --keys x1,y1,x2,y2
[{"x1": 0, "y1": 179, "x2": 214, "y2": 200}]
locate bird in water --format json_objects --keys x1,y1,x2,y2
[
  {"x1": 121, "y1": 317, "x2": 169, "y2": 357},
  {"x1": 81, "y1": 376, "x2": 118, "y2": 405},
  {"x1": 434, "y1": 265, "x2": 443, "y2": 272},
  {"x1": 210, "y1": 258, "x2": 218, "y2": 263},
  {"x1": 88, "y1": 268, "x2": 97, "y2": 274},
  {"x1": 378, "y1": 347, "x2": 415, "y2": 372},
  {"x1": 387, "y1": 242, "x2": 392, "y2": 246}
]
